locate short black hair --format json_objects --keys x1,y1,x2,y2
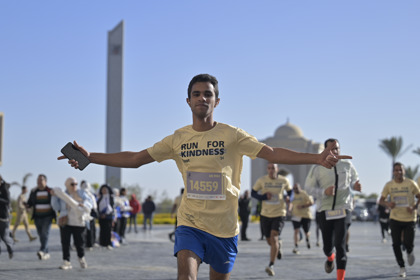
[
  {"x1": 187, "y1": 74, "x2": 219, "y2": 99},
  {"x1": 39, "y1": 174, "x2": 47, "y2": 181},
  {"x1": 393, "y1": 162, "x2": 404, "y2": 170},
  {"x1": 324, "y1": 138, "x2": 339, "y2": 148}
]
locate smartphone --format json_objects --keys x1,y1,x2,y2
[{"x1": 60, "y1": 142, "x2": 90, "y2": 170}]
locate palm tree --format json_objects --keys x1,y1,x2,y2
[
  {"x1": 413, "y1": 147, "x2": 420, "y2": 157},
  {"x1": 21, "y1": 173, "x2": 32, "y2": 186},
  {"x1": 379, "y1": 136, "x2": 412, "y2": 178},
  {"x1": 10, "y1": 172, "x2": 32, "y2": 188},
  {"x1": 405, "y1": 165, "x2": 419, "y2": 180}
]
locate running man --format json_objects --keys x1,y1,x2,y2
[
  {"x1": 305, "y1": 138, "x2": 361, "y2": 280},
  {"x1": 251, "y1": 162, "x2": 293, "y2": 276},
  {"x1": 379, "y1": 162, "x2": 420, "y2": 278},
  {"x1": 59, "y1": 74, "x2": 349, "y2": 280},
  {"x1": 290, "y1": 183, "x2": 314, "y2": 254}
]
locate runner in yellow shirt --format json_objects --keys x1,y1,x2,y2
[
  {"x1": 290, "y1": 183, "x2": 314, "y2": 255},
  {"x1": 251, "y1": 163, "x2": 293, "y2": 276},
  {"x1": 59, "y1": 74, "x2": 350, "y2": 280},
  {"x1": 379, "y1": 162, "x2": 420, "y2": 278}
]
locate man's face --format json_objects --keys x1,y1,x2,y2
[
  {"x1": 293, "y1": 184, "x2": 300, "y2": 194},
  {"x1": 68, "y1": 180, "x2": 78, "y2": 192},
  {"x1": 328, "y1": 141, "x2": 340, "y2": 157},
  {"x1": 187, "y1": 82, "x2": 220, "y2": 119},
  {"x1": 393, "y1": 164, "x2": 405, "y2": 182},
  {"x1": 267, "y1": 163, "x2": 278, "y2": 179},
  {"x1": 37, "y1": 175, "x2": 46, "y2": 189}
]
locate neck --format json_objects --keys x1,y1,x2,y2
[
  {"x1": 395, "y1": 177, "x2": 404, "y2": 183},
  {"x1": 192, "y1": 116, "x2": 216, "y2": 132}
]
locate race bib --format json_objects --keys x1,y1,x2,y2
[
  {"x1": 325, "y1": 209, "x2": 346, "y2": 220},
  {"x1": 187, "y1": 171, "x2": 225, "y2": 200},
  {"x1": 394, "y1": 196, "x2": 409, "y2": 207},
  {"x1": 265, "y1": 195, "x2": 280, "y2": 205}
]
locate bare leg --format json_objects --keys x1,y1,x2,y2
[
  {"x1": 177, "y1": 249, "x2": 201, "y2": 280},
  {"x1": 267, "y1": 230, "x2": 279, "y2": 263},
  {"x1": 294, "y1": 228, "x2": 299, "y2": 246}
]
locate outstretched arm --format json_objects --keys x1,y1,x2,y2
[
  {"x1": 58, "y1": 141, "x2": 155, "y2": 169},
  {"x1": 251, "y1": 189, "x2": 270, "y2": 201},
  {"x1": 256, "y1": 140, "x2": 351, "y2": 169}
]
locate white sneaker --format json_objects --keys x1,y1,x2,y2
[
  {"x1": 382, "y1": 238, "x2": 387, "y2": 243},
  {"x1": 60, "y1": 260, "x2": 72, "y2": 270},
  {"x1": 293, "y1": 247, "x2": 300, "y2": 254},
  {"x1": 37, "y1": 251, "x2": 44, "y2": 260},
  {"x1": 107, "y1": 245, "x2": 113, "y2": 250},
  {"x1": 43, "y1": 253, "x2": 50, "y2": 260},
  {"x1": 407, "y1": 252, "x2": 415, "y2": 266},
  {"x1": 79, "y1": 257, "x2": 88, "y2": 268},
  {"x1": 399, "y1": 267, "x2": 406, "y2": 278},
  {"x1": 265, "y1": 265, "x2": 275, "y2": 276}
]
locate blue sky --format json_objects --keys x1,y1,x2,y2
[{"x1": 1, "y1": 1, "x2": 419, "y2": 201}]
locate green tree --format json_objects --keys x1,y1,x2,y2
[
  {"x1": 379, "y1": 136, "x2": 412, "y2": 177},
  {"x1": 413, "y1": 147, "x2": 420, "y2": 157},
  {"x1": 157, "y1": 197, "x2": 174, "y2": 214},
  {"x1": 123, "y1": 183, "x2": 143, "y2": 201},
  {"x1": 405, "y1": 165, "x2": 419, "y2": 180}
]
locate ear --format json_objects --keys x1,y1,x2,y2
[
  {"x1": 186, "y1": 98, "x2": 191, "y2": 105},
  {"x1": 214, "y1": 98, "x2": 220, "y2": 107}
]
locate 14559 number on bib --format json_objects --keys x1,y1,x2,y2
[{"x1": 187, "y1": 171, "x2": 226, "y2": 200}]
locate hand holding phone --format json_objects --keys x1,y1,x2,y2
[{"x1": 60, "y1": 142, "x2": 90, "y2": 170}]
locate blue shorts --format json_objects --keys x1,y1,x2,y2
[{"x1": 174, "y1": 225, "x2": 238, "y2": 274}]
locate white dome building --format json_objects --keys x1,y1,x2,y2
[{"x1": 251, "y1": 121, "x2": 323, "y2": 189}]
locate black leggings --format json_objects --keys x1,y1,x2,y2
[
  {"x1": 60, "y1": 225, "x2": 85, "y2": 261},
  {"x1": 319, "y1": 210, "x2": 351, "y2": 270},
  {"x1": 390, "y1": 219, "x2": 416, "y2": 267},
  {"x1": 380, "y1": 221, "x2": 389, "y2": 239}
]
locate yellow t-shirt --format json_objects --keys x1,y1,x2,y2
[
  {"x1": 291, "y1": 190, "x2": 314, "y2": 219},
  {"x1": 381, "y1": 178, "x2": 420, "y2": 222},
  {"x1": 252, "y1": 174, "x2": 291, "y2": 218},
  {"x1": 147, "y1": 122, "x2": 265, "y2": 238},
  {"x1": 173, "y1": 195, "x2": 182, "y2": 216}
]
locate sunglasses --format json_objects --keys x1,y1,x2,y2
[{"x1": 71, "y1": 183, "x2": 78, "y2": 186}]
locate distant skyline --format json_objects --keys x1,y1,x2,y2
[{"x1": 1, "y1": 1, "x2": 419, "y2": 202}]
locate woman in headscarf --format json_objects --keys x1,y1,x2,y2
[
  {"x1": 80, "y1": 180, "x2": 98, "y2": 250},
  {"x1": 128, "y1": 193, "x2": 141, "y2": 233},
  {"x1": 96, "y1": 184, "x2": 114, "y2": 249}
]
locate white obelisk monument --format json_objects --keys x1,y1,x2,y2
[{"x1": 105, "y1": 21, "x2": 124, "y2": 187}]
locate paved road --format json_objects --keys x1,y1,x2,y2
[{"x1": 2, "y1": 221, "x2": 420, "y2": 279}]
